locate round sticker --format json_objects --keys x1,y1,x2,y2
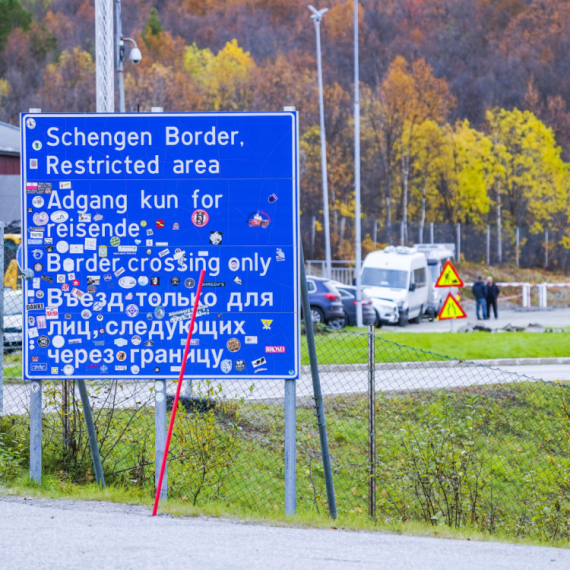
[
  {"x1": 26, "y1": 117, "x2": 36, "y2": 129},
  {"x1": 119, "y1": 276, "x2": 136, "y2": 289},
  {"x1": 125, "y1": 304, "x2": 139, "y2": 318},
  {"x1": 156, "y1": 219, "x2": 164, "y2": 229},
  {"x1": 156, "y1": 392, "x2": 165, "y2": 402},
  {"x1": 52, "y1": 335, "x2": 65, "y2": 349},
  {"x1": 171, "y1": 276, "x2": 180, "y2": 286},
  {"x1": 37, "y1": 336, "x2": 50, "y2": 348},
  {"x1": 56, "y1": 241, "x2": 69, "y2": 254},
  {"x1": 229, "y1": 259, "x2": 239, "y2": 271},
  {"x1": 36, "y1": 290, "x2": 44, "y2": 299},
  {"x1": 32, "y1": 196, "x2": 44, "y2": 208},
  {"x1": 131, "y1": 365, "x2": 140, "y2": 374},
  {"x1": 32, "y1": 140, "x2": 42, "y2": 151},
  {"x1": 140, "y1": 220, "x2": 147, "y2": 227},
  {"x1": 63, "y1": 365, "x2": 74, "y2": 376},
  {"x1": 117, "y1": 351, "x2": 127, "y2": 361},
  {"x1": 33, "y1": 262, "x2": 42, "y2": 272},
  {"x1": 154, "y1": 367, "x2": 160, "y2": 373},
  {"x1": 97, "y1": 314, "x2": 104, "y2": 321},
  {"x1": 154, "y1": 306, "x2": 165, "y2": 319},
  {"x1": 184, "y1": 278, "x2": 195, "y2": 289},
  {"x1": 234, "y1": 360, "x2": 246, "y2": 372},
  {"x1": 72, "y1": 279, "x2": 79, "y2": 287},
  {"x1": 191, "y1": 209, "x2": 209, "y2": 227},
  {"x1": 104, "y1": 274, "x2": 112, "y2": 282},
  {"x1": 63, "y1": 259, "x2": 74, "y2": 271},
  {"x1": 138, "y1": 276, "x2": 149, "y2": 286},
  {"x1": 227, "y1": 338, "x2": 241, "y2": 352},
  {"x1": 81, "y1": 309, "x2": 92, "y2": 319},
  {"x1": 31, "y1": 382, "x2": 40, "y2": 392},
  {"x1": 155, "y1": 380, "x2": 164, "y2": 391},
  {"x1": 33, "y1": 212, "x2": 48, "y2": 226},
  {"x1": 50, "y1": 210, "x2": 69, "y2": 223},
  {"x1": 131, "y1": 335, "x2": 141, "y2": 346},
  {"x1": 110, "y1": 236, "x2": 120, "y2": 246}
]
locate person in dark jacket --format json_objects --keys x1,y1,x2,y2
[
  {"x1": 472, "y1": 275, "x2": 487, "y2": 320},
  {"x1": 485, "y1": 276, "x2": 500, "y2": 319}
]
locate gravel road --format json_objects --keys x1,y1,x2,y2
[{"x1": 0, "y1": 495, "x2": 568, "y2": 570}]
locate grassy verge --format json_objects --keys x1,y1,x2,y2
[
  {"x1": 2, "y1": 478, "x2": 569, "y2": 549},
  {"x1": 300, "y1": 329, "x2": 570, "y2": 365}
]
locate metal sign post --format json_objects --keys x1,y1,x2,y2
[{"x1": 20, "y1": 111, "x2": 301, "y2": 505}]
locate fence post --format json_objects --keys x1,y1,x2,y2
[
  {"x1": 486, "y1": 225, "x2": 490, "y2": 266},
  {"x1": 30, "y1": 380, "x2": 42, "y2": 483},
  {"x1": 516, "y1": 227, "x2": 520, "y2": 267},
  {"x1": 154, "y1": 379, "x2": 167, "y2": 500},
  {"x1": 300, "y1": 247, "x2": 337, "y2": 518},
  {"x1": 77, "y1": 380, "x2": 105, "y2": 487},
  {"x1": 456, "y1": 222, "x2": 461, "y2": 262},
  {"x1": 545, "y1": 230, "x2": 549, "y2": 269},
  {"x1": 400, "y1": 221, "x2": 404, "y2": 246},
  {"x1": 539, "y1": 283, "x2": 548, "y2": 308},
  {"x1": 284, "y1": 378, "x2": 296, "y2": 515},
  {"x1": 522, "y1": 283, "x2": 531, "y2": 308},
  {"x1": 373, "y1": 220, "x2": 378, "y2": 249},
  {"x1": 367, "y1": 325, "x2": 376, "y2": 519},
  {"x1": 0, "y1": 221, "x2": 4, "y2": 413},
  {"x1": 430, "y1": 221, "x2": 434, "y2": 244},
  {"x1": 311, "y1": 215, "x2": 316, "y2": 258}
]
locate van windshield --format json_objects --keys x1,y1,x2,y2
[{"x1": 362, "y1": 268, "x2": 408, "y2": 289}]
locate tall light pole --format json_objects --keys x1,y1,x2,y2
[
  {"x1": 309, "y1": 5, "x2": 332, "y2": 280},
  {"x1": 95, "y1": 0, "x2": 115, "y2": 112},
  {"x1": 354, "y1": 1, "x2": 363, "y2": 327},
  {"x1": 116, "y1": 0, "x2": 142, "y2": 113}
]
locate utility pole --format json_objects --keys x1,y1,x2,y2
[
  {"x1": 95, "y1": 0, "x2": 115, "y2": 112},
  {"x1": 309, "y1": 5, "x2": 332, "y2": 280},
  {"x1": 353, "y1": 0, "x2": 363, "y2": 326}
]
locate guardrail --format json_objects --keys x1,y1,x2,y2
[{"x1": 465, "y1": 282, "x2": 570, "y2": 309}]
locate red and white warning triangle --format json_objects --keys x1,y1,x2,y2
[
  {"x1": 437, "y1": 292, "x2": 467, "y2": 320},
  {"x1": 435, "y1": 260, "x2": 464, "y2": 288}
]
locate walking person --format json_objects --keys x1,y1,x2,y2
[
  {"x1": 485, "y1": 276, "x2": 500, "y2": 319},
  {"x1": 472, "y1": 275, "x2": 487, "y2": 320}
]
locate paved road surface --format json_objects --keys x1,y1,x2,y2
[
  {"x1": 394, "y1": 307, "x2": 570, "y2": 332},
  {"x1": 0, "y1": 495, "x2": 568, "y2": 570}
]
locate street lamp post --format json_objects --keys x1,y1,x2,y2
[
  {"x1": 116, "y1": 0, "x2": 142, "y2": 113},
  {"x1": 354, "y1": 1, "x2": 363, "y2": 327},
  {"x1": 309, "y1": 5, "x2": 332, "y2": 280}
]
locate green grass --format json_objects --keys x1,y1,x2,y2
[{"x1": 300, "y1": 330, "x2": 570, "y2": 365}]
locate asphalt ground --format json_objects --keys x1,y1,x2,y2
[
  {"x1": 1, "y1": 495, "x2": 568, "y2": 570},
  {"x1": 393, "y1": 307, "x2": 570, "y2": 332}
]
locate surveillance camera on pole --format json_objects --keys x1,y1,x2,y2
[{"x1": 129, "y1": 45, "x2": 142, "y2": 64}]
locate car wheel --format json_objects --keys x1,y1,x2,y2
[
  {"x1": 310, "y1": 307, "x2": 325, "y2": 324},
  {"x1": 374, "y1": 310, "x2": 383, "y2": 329},
  {"x1": 328, "y1": 317, "x2": 345, "y2": 330},
  {"x1": 398, "y1": 309, "x2": 408, "y2": 327}
]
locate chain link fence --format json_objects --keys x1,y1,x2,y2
[
  {"x1": 2, "y1": 234, "x2": 570, "y2": 540},
  {"x1": 2, "y1": 316, "x2": 570, "y2": 540},
  {"x1": 300, "y1": 216, "x2": 570, "y2": 272}
]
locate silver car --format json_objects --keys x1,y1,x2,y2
[{"x1": 3, "y1": 289, "x2": 23, "y2": 347}]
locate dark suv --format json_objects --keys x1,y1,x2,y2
[{"x1": 305, "y1": 276, "x2": 345, "y2": 329}]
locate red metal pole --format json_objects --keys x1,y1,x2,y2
[{"x1": 152, "y1": 269, "x2": 206, "y2": 516}]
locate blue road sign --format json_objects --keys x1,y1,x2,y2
[{"x1": 21, "y1": 112, "x2": 300, "y2": 380}]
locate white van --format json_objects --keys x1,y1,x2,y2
[
  {"x1": 414, "y1": 244, "x2": 455, "y2": 318},
  {"x1": 361, "y1": 246, "x2": 429, "y2": 326}
]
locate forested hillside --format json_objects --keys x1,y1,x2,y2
[{"x1": 2, "y1": 0, "x2": 570, "y2": 264}]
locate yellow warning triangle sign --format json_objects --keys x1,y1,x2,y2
[
  {"x1": 435, "y1": 260, "x2": 464, "y2": 288},
  {"x1": 437, "y1": 292, "x2": 467, "y2": 320}
]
